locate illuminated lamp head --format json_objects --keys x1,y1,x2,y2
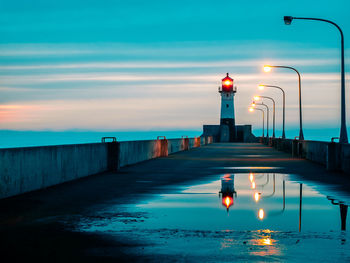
[
  {"x1": 263, "y1": 65, "x2": 272, "y2": 73},
  {"x1": 258, "y1": 85, "x2": 265, "y2": 90},
  {"x1": 253, "y1": 96, "x2": 260, "y2": 101}
]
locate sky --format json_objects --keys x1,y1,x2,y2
[{"x1": 1, "y1": 0, "x2": 350, "y2": 140}]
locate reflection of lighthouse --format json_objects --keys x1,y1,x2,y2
[{"x1": 219, "y1": 174, "x2": 237, "y2": 212}]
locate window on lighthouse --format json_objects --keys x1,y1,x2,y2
[{"x1": 226, "y1": 104, "x2": 229, "y2": 108}]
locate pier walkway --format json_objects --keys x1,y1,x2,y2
[{"x1": 1, "y1": 143, "x2": 349, "y2": 262}]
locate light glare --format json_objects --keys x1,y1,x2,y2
[
  {"x1": 263, "y1": 66, "x2": 272, "y2": 73},
  {"x1": 254, "y1": 192, "x2": 260, "y2": 202},
  {"x1": 258, "y1": 208, "x2": 264, "y2": 220}
]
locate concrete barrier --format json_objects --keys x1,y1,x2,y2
[
  {"x1": 0, "y1": 143, "x2": 109, "y2": 199},
  {"x1": 118, "y1": 139, "x2": 164, "y2": 167},
  {"x1": 341, "y1": 144, "x2": 350, "y2": 173},
  {"x1": 0, "y1": 136, "x2": 214, "y2": 199},
  {"x1": 194, "y1": 137, "x2": 201, "y2": 147},
  {"x1": 261, "y1": 137, "x2": 350, "y2": 174}
]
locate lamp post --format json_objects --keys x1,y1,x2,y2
[
  {"x1": 254, "y1": 95, "x2": 276, "y2": 138},
  {"x1": 259, "y1": 84, "x2": 286, "y2": 139},
  {"x1": 249, "y1": 107, "x2": 265, "y2": 137},
  {"x1": 253, "y1": 101, "x2": 269, "y2": 138},
  {"x1": 284, "y1": 16, "x2": 348, "y2": 144},
  {"x1": 263, "y1": 65, "x2": 304, "y2": 140}
]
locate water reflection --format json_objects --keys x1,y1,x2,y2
[
  {"x1": 76, "y1": 172, "x2": 350, "y2": 261},
  {"x1": 327, "y1": 196, "x2": 348, "y2": 231},
  {"x1": 258, "y1": 208, "x2": 264, "y2": 220}
]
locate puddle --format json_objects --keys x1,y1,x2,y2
[
  {"x1": 232, "y1": 155, "x2": 274, "y2": 158},
  {"x1": 73, "y1": 173, "x2": 350, "y2": 261},
  {"x1": 212, "y1": 167, "x2": 283, "y2": 170}
]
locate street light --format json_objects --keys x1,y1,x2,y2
[
  {"x1": 249, "y1": 107, "x2": 265, "y2": 137},
  {"x1": 254, "y1": 95, "x2": 276, "y2": 138},
  {"x1": 253, "y1": 101, "x2": 270, "y2": 138},
  {"x1": 263, "y1": 65, "x2": 304, "y2": 140},
  {"x1": 283, "y1": 16, "x2": 348, "y2": 144},
  {"x1": 259, "y1": 84, "x2": 286, "y2": 139}
]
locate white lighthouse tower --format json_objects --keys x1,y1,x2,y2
[{"x1": 219, "y1": 73, "x2": 237, "y2": 142}]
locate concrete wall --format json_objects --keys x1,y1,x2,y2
[
  {"x1": 0, "y1": 136, "x2": 213, "y2": 200},
  {"x1": 263, "y1": 137, "x2": 350, "y2": 174},
  {"x1": 202, "y1": 124, "x2": 257, "y2": 142},
  {"x1": 0, "y1": 143, "x2": 109, "y2": 199}
]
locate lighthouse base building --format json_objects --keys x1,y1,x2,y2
[{"x1": 202, "y1": 73, "x2": 257, "y2": 143}]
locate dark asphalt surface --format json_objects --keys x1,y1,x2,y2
[{"x1": 0, "y1": 143, "x2": 349, "y2": 262}]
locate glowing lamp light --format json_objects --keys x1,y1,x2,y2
[
  {"x1": 253, "y1": 96, "x2": 260, "y2": 101},
  {"x1": 249, "y1": 173, "x2": 254, "y2": 182},
  {"x1": 225, "y1": 196, "x2": 231, "y2": 208},
  {"x1": 224, "y1": 80, "x2": 232, "y2": 86},
  {"x1": 258, "y1": 85, "x2": 265, "y2": 90},
  {"x1": 251, "y1": 181, "x2": 256, "y2": 189},
  {"x1": 263, "y1": 65, "x2": 272, "y2": 73},
  {"x1": 249, "y1": 107, "x2": 254, "y2": 112},
  {"x1": 258, "y1": 208, "x2": 265, "y2": 220},
  {"x1": 254, "y1": 192, "x2": 260, "y2": 202},
  {"x1": 263, "y1": 238, "x2": 272, "y2": 245},
  {"x1": 223, "y1": 196, "x2": 233, "y2": 210},
  {"x1": 251, "y1": 102, "x2": 256, "y2": 107}
]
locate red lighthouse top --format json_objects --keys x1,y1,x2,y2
[{"x1": 221, "y1": 73, "x2": 234, "y2": 92}]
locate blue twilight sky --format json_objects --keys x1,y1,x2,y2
[{"x1": 0, "y1": 0, "x2": 350, "y2": 136}]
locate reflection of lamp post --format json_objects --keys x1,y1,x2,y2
[
  {"x1": 249, "y1": 107, "x2": 265, "y2": 138},
  {"x1": 264, "y1": 178, "x2": 286, "y2": 217},
  {"x1": 253, "y1": 101, "x2": 269, "y2": 138},
  {"x1": 327, "y1": 196, "x2": 348, "y2": 231},
  {"x1": 299, "y1": 183, "x2": 303, "y2": 232},
  {"x1": 254, "y1": 95, "x2": 276, "y2": 138},
  {"x1": 284, "y1": 16, "x2": 348, "y2": 143},
  {"x1": 263, "y1": 65, "x2": 304, "y2": 140},
  {"x1": 261, "y1": 174, "x2": 275, "y2": 198},
  {"x1": 259, "y1": 84, "x2": 286, "y2": 139}
]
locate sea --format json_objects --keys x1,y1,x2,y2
[{"x1": 0, "y1": 128, "x2": 348, "y2": 148}]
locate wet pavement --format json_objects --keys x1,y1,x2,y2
[{"x1": 1, "y1": 143, "x2": 350, "y2": 262}]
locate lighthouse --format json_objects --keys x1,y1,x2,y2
[{"x1": 219, "y1": 73, "x2": 237, "y2": 142}]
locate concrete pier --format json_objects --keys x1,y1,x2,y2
[
  {"x1": 0, "y1": 142, "x2": 349, "y2": 262},
  {"x1": 0, "y1": 136, "x2": 213, "y2": 200}
]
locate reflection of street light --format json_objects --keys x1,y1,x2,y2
[
  {"x1": 263, "y1": 65, "x2": 304, "y2": 140},
  {"x1": 254, "y1": 95, "x2": 276, "y2": 138},
  {"x1": 254, "y1": 192, "x2": 261, "y2": 202},
  {"x1": 258, "y1": 208, "x2": 265, "y2": 220},
  {"x1": 249, "y1": 173, "x2": 254, "y2": 182},
  {"x1": 284, "y1": 16, "x2": 348, "y2": 143},
  {"x1": 258, "y1": 84, "x2": 286, "y2": 139},
  {"x1": 252, "y1": 182, "x2": 256, "y2": 189},
  {"x1": 249, "y1": 107, "x2": 265, "y2": 138}
]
